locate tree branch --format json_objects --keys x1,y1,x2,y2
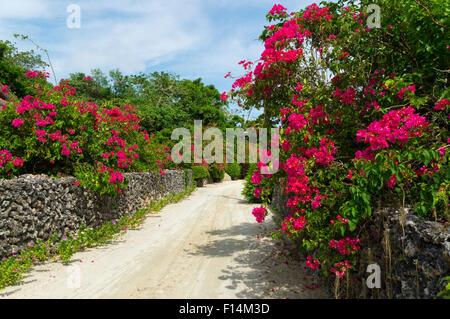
[{"x1": 414, "y1": 0, "x2": 450, "y2": 31}]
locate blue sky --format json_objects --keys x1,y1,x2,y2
[{"x1": 0, "y1": 0, "x2": 315, "y2": 118}]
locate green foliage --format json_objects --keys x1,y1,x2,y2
[
  {"x1": 0, "y1": 76, "x2": 168, "y2": 196},
  {"x1": 242, "y1": 164, "x2": 263, "y2": 203},
  {"x1": 438, "y1": 276, "x2": 450, "y2": 299},
  {"x1": 208, "y1": 163, "x2": 225, "y2": 182},
  {"x1": 225, "y1": 162, "x2": 241, "y2": 180},
  {"x1": 230, "y1": 0, "x2": 449, "y2": 281},
  {"x1": 183, "y1": 168, "x2": 192, "y2": 187},
  {"x1": 0, "y1": 40, "x2": 48, "y2": 98},
  {"x1": 67, "y1": 70, "x2": 236, "y2": 143},
  {"x1": 67, "y1": 71, "x2": 113, "y2": 102},
  {"x1": 192, "y1": 165, "x2": 209, "y2": 180}
]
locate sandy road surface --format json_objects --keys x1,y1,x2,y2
[{"x1": 0, "y1": 180, "x2": 328, "y2": 299}]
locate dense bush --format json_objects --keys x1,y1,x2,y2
[
  {"x1": 239, "y1": 163, "x2": 250, "y2": 179},
  {"x1": 228, "y1": 0, "x2": 449, "y2": 281},
  {"x1": 0, "y1": 40, "x2": 49, "y2": 99},
  {"x1": 208, "y1": 163, "x2": 225, "y2": 182},
  {"x1": 225, "y1": 162, "x2": 241, "y2": 180},
  {"x1": 192, "y1": 165, "x2": 209, "y2": 181},
  {"x1": 242, "y1": 163, "x2": 272, "y2": 203},
  {"x1": 0, "y1": 72, "x2": 171, "y2": 195}
]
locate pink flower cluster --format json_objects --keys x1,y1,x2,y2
[
  {"x1": 356, "y1": 106, "x2": 429, "y2": 153},
  {"x1": 434, "y1": 99, "x2": 449, "y2": 111},
  {"x1": 269, "y1": 4, "x2": 287, "y2": 16},
  {"x1": 329, "y1": 237, "x2": 360, "y2": 255},
  {"x1": 397, "y1": 84, "x2": 415, "y2": 99},
  {"x1": 304, "y1": 137, "x2": 337, "y2": 166},
  {"x1": 287, "y1": 112, "x2": 308, "y2": 132},
  {"x1": 386, "y1": 174, "x2": 397, "y2": 189},
  {"x1": 254, "y1": 187, "x2": 262, "y2": 198},
  {"x1": 1, "y1": 85, "x2": 9, "y2": 95},
  {"x1": 0, "y1": 150, "x2": 23, "y2": 168},
  {"x1": 306, "y1": 256, "x2": 319, "y2": 269},
  {"x1": 308, "y1": 105, "x2": 330, "y2": 126},
  {"x1": 231, "y1": 4, "x2": 333, "y2": 94},
  {"x1": 252, "y1": 206, "x2": 266, "y2": 223},
  {"x1": 330, "y1": 261, "x2": 352, "y2": 278},
  {"x1": 333, "y1": 87, "x2": 355, "y2": 105},
  {"x1": 26, "y1": 70, "x2": 49, "y2": 79},
  {"x1": 302, "y1": 3, "x2": 333, "y2": 21},
  {"x1": 281, "y1": 214, "x2": 306, "y2": 233},
  {"x1": 109, "y1": 171, "x2": 124, "y2": 184},
  {"x1": 12, "y1": 118, "x2": 24, "y2": 127}
]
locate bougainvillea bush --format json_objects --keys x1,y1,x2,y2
[
  {"x1": 242, "y1": 163, "x2": 273, "y2": 203},
  {"x1": 0, "y1": 72, "x2": 172, "y2": 195},
  {"x1": 227, "y1": 0, "x2": 449, "y2": 280}
]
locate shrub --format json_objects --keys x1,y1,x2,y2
[
  {"x1": 208, "y1": 163, "x2": 225, "y2": 182},
  {"x1": 242, "y1": 170, "x2": 262, "y2": 203},
  {"x1": 239, "y1": 163, "x2": 250, "y2": 179},
  {"x1": 242, "y1": 163, "x2": 272, "y2": 203},
  {"x1": 225, "y1": 162, "x2": 241, "y2": 180},
  {"x1": 228, "y1": 1, "x2": 449, "y2": 281},
  {"x1": 182, "y1": 168, "x2": 192, "y2": 187},
  {"x1": 192, "y1": 165, "x2": 209, "y2": 181},
  {"x1": 0, "y1": 73, "x2": 171, "y2": 195}
]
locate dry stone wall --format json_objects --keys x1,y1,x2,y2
[
  {"x1": 270, "y1": 185, "x2": 450, "y2": 299},
  {"x1": 0, "y1": 170, "x2": 191, "y2": 258}
]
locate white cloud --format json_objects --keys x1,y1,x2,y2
[
  {"x1": 48, "y1": 0, "x2": 210, "y2": 76},
  {"x1": 0, "y1": 0, "x2": 314, "y2": 87},
  {"x1": 0, "y1": 0, "x2": 51, "y2": 19}
]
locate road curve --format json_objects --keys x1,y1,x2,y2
[{"x1": 0, "y1": 180, "x2": 328, "y2": 299}]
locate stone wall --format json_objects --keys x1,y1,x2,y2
[
  {"x1": 0, "y1": 170, "x2": 191, "y2": 258},
  {"x1": 354, "y1": 207, "x2": 449, "y2": 299},
  {"x1": 270, "y1": 184, "x2": 290, "y2": 218},
  {"x1": 270, "y1": 186, "x2": 450, "y2": 299}
]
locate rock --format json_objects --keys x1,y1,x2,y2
[{"x1": 0, "y1": 170, "x2": 193, "y2": 260}]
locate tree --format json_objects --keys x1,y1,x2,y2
[{"x1": 0, "y1": 40, "x2": 48, "y2": 97}]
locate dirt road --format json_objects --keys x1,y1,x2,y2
[{"x1": 0, "y1": 180, "x2": 328, "y2": 299}]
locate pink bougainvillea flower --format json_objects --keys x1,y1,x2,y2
[
  {"x1": 434, "y1": 99, "x2": 449, "y2": 111},
  {"x1": 11, "y1": 118, "x2": 24, "y2": 127},
  {"x1": 252, "y1": 206, "x2": 266, "y2": 223},
  {"x1": 347, "y1": 170, "x2": 353, "y2": 179},
  {"x1": 306, "y1": 256, "x2": 319, "y2": 269},
  {"x1": 12, "y1": 157, "x2": 24, "y2": 167},
  {"x1": 386, "y1": 174, "x2": 397, "y2": 189},
  {"x1": 26, "y1": 70, "x2": 38, "y2": 78},
  {"x1": 269, "y1": 4, "x2": 287, "y2": 16},
  {"x1": 282, "y1": 140, "x2": 291, "y2": 151},
  {"x1": 60, "y1": 98, "x2": 69, "y2": 106},
  {"x1": 254, "y1": 187, "x2": 262, "y2": 198},
  {"x1": 1, "y1": 85, "x2": 9, "y2": 94}
]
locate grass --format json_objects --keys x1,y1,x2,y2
[{"x1": 0, "y1": 185, "x2": 196, "y2": 290}]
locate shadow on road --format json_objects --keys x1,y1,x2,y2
[{"x1": 188, "y1": 217, "x2": 329, "y2": 299}]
